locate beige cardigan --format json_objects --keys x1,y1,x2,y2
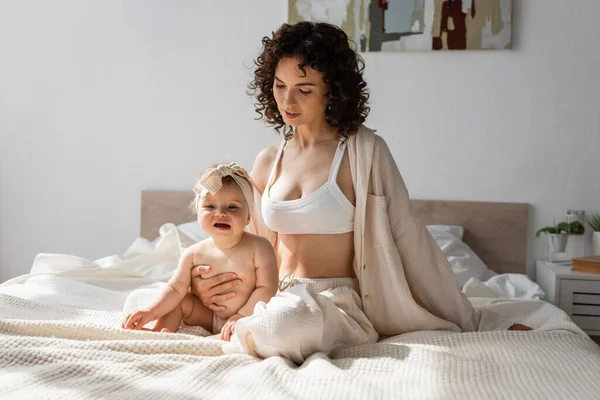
[{"x1": 249, "y1": 125, "x2": 512, "y2": 336}]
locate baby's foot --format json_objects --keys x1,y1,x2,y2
[{"x1": 161, "y1": 328, "x2": 173, "y2": 333}]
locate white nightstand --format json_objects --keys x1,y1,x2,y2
[{"x1": 536, "y1": 260, "x2": 600, "y2": 337}]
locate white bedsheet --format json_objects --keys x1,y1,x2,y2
[
  {"x1": 480, "y1": 273, "x2": 546, "y2": 300},
  {"x1": 1, "y1": 224, "x2": 600, "y2": 399}
]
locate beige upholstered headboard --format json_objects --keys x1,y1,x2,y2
[
  {"x1": 141, "y1": 191, "x2": 529, "y2": 275},
  {"x1": 411, "y1": 200, "x2": 529, "y2": 275}
]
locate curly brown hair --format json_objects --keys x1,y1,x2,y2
[{"x1": 248, "y1": 21, "x2": 370, "y2": 138}]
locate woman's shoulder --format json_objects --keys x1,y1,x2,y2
[
  {"x1": 251, "y1": 141, "x2": 280, "y2": 191},
  {"x1": 254, "y1": 142, "x2": 279, "y2": 166},
  {"x1": 353, "y1": 124, "x2": 390, "y2": 154},
  {"x1": 373, "y1": 133, "x2": 390, "y2": 153}
]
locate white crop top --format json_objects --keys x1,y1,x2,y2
[{"x1": 261, "y1": 139, "x2": 355, "y2": 235}]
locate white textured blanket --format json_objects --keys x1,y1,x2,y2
[{"x1": 2, "y1": 226, "x2": 600, "y2": 399}]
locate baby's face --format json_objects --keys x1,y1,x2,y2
[{"x1": 197, "y1": 182, "x2": 250, "y2": 238}]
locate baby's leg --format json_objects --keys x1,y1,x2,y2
[
  {"x1": 152, "y1": 304, "x2": 183, "y2": 333},
  {"x1": 180, "y1": 293, "x2": 214, "y2": 332},
  {"x1": 153, "y1": 293, "x2": 213, "y2": 333}
]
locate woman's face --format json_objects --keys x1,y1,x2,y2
[{"x1": 273, "y1": 56, "x2": 329, "y2": 129}]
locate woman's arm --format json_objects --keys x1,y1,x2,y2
[
  {"x1": 249, "y1": 146, "x2": 275, "y2": 195},
  {"x1": 373, "y1": 136, "x2": 529, "y2": 331},
  {"x1": 372, "y1": 136, "x2": 517, "y2": 332},
  {"x1": 246, "y1": 145, "x2": 278, "y2": 239}
]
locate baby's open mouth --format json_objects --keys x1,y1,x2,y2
[{"x1": 214, "y1": 223, "x2": 231, "y2": 230}]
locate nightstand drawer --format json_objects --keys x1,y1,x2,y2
[
  {"x1": 559, "y1": 279, "x2": 600, "y2": 332},
  {"x1": 560, "y1": 279, "x2": 600, "y2": 301},
  {"x1": 572, "y1": 315, "x2": 600, "y2": 331},
  {"x1": 572, "y1": 304, "x2": 600, "y2": 316},
  {"x1": 573, "y1": 293, "x2": 600, "y2": 305}
]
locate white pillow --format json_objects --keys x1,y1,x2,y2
[
  {"x1": 426, "y1": 226, "x2": 491, "y2": 287},
  {"x1": 483, "y1": 274, "x2": 546, "y2": 300},
  {"x1": 176, "y1": 221, "x2": 209, "y2": 243},
  {"x1": 426, "y1": 225, "x2": 464, "y2": 240}
]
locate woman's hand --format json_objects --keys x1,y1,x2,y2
[
  {"x1": 190, "y1": 265, "x2": 242, "y2": 312},
  {"x1": 508, "y1": 323, "x2": 532, "y2": 331}
]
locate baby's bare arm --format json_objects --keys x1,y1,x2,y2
[
  {"x1": 236, "y1": 237, "x2": 279, "y2": 317},
  {"x1": 146, "y1": 247, "x2": 197, "y2": 318}
]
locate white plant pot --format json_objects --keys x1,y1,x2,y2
[
  {"x1": 548, "y1": 234, "x2": 568, "y2": 253},
  {"x1": 592, "y1": 232, "x2": 600, "y2": 256}
]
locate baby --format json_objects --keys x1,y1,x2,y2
[{"x1": 122, "y1": 163, "x2": 279, "y2": 340}]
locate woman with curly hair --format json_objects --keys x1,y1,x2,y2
[{"x1": 191, "y1": 21, "x2": 528, "y2": 363}]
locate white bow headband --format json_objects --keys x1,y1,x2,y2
[{"x1": 193, "y1": 163, "x2": 254, "y2": 212}]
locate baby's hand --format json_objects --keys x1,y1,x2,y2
[
  {"x1": 122, "y1": 309, "x2": 157, "y2": 330},
  {"x1": 220, "y1": 314, "x2": 243, "y2": 341}
]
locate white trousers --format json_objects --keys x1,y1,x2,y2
[{"x1": 222, "y1": 276, "x2": 379, "y2": 364}]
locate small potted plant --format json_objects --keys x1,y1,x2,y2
[
  {"x1": 536, "y1": 220, "x2": 570, "y2": 253},
  {"x1": 567, "y1": 220, "x2": 585, "y2": 235},
  {"x1": 588, "y1": 213, "x2": 600, "y2": 256}
]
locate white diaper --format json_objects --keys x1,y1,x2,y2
[{"x1": 212, "y1": 314, "x2": 227, "y2": 334}]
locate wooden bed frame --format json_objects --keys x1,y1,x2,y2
[{"x1": 140, "y1": 191, "x2": 529, "y2": 275}]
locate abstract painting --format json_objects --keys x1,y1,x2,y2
[{"x1": 288, "y1": 0, "x2": 512, "y2": 51}]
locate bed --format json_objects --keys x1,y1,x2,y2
[{"x1": 1, "y1": 192, "x2": 599, "y2": 399}]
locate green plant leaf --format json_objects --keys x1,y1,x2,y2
[
  {"x1": 588, "y1": 213, "x2": 600, "y2": 232},
  {"x1": 556, "y1": 222, "x2": 570, "y2": 233},
  {"x1": 536, "y1": 220, "x2": 576, "y2": 237},
  {"x1": 536, "y1": 226, "x2": 558, "y2": 237},
  {"x1": 568, "y1": 220, "x2": 585, "y2": 235}
]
